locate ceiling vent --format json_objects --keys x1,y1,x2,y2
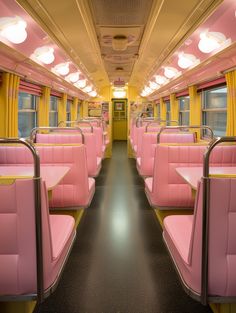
[
  {"x1": 115, "y1": 66, "x2": 124, "y2": 71},
  {"x1": 112, "y1": 35, "x2": 128, "y2": 51}
]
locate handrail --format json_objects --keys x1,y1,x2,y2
[
  {"x1": 0, "y1": 138, "x2": 44, "y2": 303},
  {"x1": 82, "y1": 117, "x2": 102, "y2": 127},
  {"x1": 58, "y1": 120, "x2": 94, "y2": 132},
  {"x1": 30, "y1": 127, "x2": 85, "y2": 144},
  {"x1": 145, "y1": 119, "x2": 167, "y2": 131},
  {"x1": 135, "y1": 116, "x2": 155, "y2": 127},
  {"x1": 156, "y1": 125, "x2": 214, "y2": 143}
]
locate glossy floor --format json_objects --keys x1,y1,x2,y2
[{"x1": 38, "y1": 141, "x2": 212, "y2": 313}]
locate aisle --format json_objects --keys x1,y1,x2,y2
[{"x1": 38, "y1": 141, "x2": 211, "y2": 313}]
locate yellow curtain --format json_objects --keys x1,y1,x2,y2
[
  {"x1": 71, "y1": 97, "x2": 78, "y2": 121},
  {"x1": 38, "y1": 86, "x2": 50, "y2": 127},
  {"x1": 58, "y1": 93, "x2": 67, "y2": 125},
  {"x1": 170, "y1": 93, "x2": 179, "y2": 125},
  {"x1": 153, "y1": 102, "x2": 158, "y2": 118},
  {"x1": 81, "y1": 100, "x2": 88, "y2": 118},
  {"x1": 226, "y1": 70, "x2": 236, "y2": 136},
  {"x1": 189, "y1": 85, "x2": 201, "y2": 139},
  {"x1": 160, "y1": 98, "x2": 166, "y2": 125},
  {"x1": 0, "y1": 72, "x2": 20, "y2": 137}
]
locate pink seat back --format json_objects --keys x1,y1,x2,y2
[
  {"x1": 36, "y1": 133, "x2": 100, "y2": 177},
  {"x1": 138, "y1": 132, "x2": 196, "y2": 176},
  {"x1": 0, "y1": 145, "x2": 94, "y2": 208},
  {"x1": 149, "y1": 144, "x2": 236, "y2": 207},
  {"x1": 165, "y1": 177, "x2": 236, "y2": 297},
  {"x1": 0, "y1": 178, "x2": 56, "y2": 295}
]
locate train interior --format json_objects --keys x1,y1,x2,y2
[{"x1": 0, "y1": 0, "x2": 236, "y2": 312}]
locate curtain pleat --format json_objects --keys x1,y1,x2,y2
[
  {"x1": 38, "y1": 86, "x2": 50, "y2": 127},
  {"x1": 71, "y1": 97, "x2": 78, "y2": 121},
  {"x1": 226, "y1": 70, "x2": 236, "y2": 136},
  {"x1": 0, "y1": 72, "x2": 20, "y2": 137},
  {"x1": 189, "y1": 85, "x2": 201, "y2": 139},
  {"x1": 170, "y1": 93, "x2": 179, "y2": 125},
  {"x1": 58, "y1": 93, "x2": 67, "y2": 125},
  {"x1": 160, "y1": 98, "x2": 166, "y2": 125}
]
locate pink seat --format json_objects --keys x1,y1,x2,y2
[
  {"x1": 163, "y1": 177, "x2": 236, "y2": 301},
  {"x1": 0, "y1": 177, "x2": 75, "y2": 298},
  {"x1": 36, "y1": 133, "x2": 101, "y2": 177},
  {"x1": 145, "y1": 144, "x2": 236, "y2": 208},
  {"x1": 0, "y1": 144, "x2": 95, "y2": 209},
  {"x1": 137, "y1": 132, "x2": 196, "y2": 177}
]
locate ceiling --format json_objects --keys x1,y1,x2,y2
[{"x1": 14, "y1": 0, "x2": 223, "y2": 93}]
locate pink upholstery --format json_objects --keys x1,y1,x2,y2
[
  {"x1": 0, "y1": 178, "x2": 75, "y2": 295},
  {"x1": 163, "y1": 177, "x2": 236, "y2": 297},
  {"x1": 36, "y1": 133, "x2": 101, "y2": 177},
  {"x1": 0, "y1": 145, "x2": 95, "y2": 208},
  {"x1": 137, "y1": 132, "x2": 196, "y2": 177},
  {"x1": 145, "y1": 144, "x2": 236, "y2": 208},
  {"x1": 80, "y1": 126, "x2": 105, "y2": 158}
]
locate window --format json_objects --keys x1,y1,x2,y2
[
  {"x1": 179, "y1": 96, "x2": 190, "y2": 125},
  {"x1": 18, "y1": 92, "x2": 38, "y2": 138},
  {"x1": 49, "y1": 96, "x2": 59, "y2": 127},
  {"x1": 202, "y1": 86, "x2": 227, "y2": 137},
  {"x1": 166, "y1": 101, "x2": 170, "y2": 125},
  {"x1": 67, "y1": 100, "x2": 72, "y2": 121}
]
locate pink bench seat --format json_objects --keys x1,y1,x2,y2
[
  {"x1": 0, "y1": 144, "x2": 95, "y2": 209},
  {"x1": 145, "y1": 144, "x2": 236, "y2": 209}
]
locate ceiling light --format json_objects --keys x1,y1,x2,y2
[
  {"x1": 0, "y1": 16, "x2": 27, "y2": 44},
  {"x1": 155, "y1": 75, "x2": 168, "y2": 85},
  {"x1": 89, "y1": 91, "x2": 97, "y2": 97},
  {"x1": 178, "y1": 52, "x2": 199, "y2": 69},
  {"x1": 31, "y1": 46, "x2": 55, "y2": 64},
  {"x1": 65, "y1": 72, "x2": 80, "y2": 83},
  {"x1": 83, "y1": 85, "x2": 93, "y2": 93},
  {"x1": 198, "y1": 31, "x2": 229, "y2": 54},
  {"x1": 149, "y1": 81, "x2": 159, "y2": 90},
  {"x1": 52, "y1": 62, "x2": 70, "y2": 76},
  {"x1": 144, "y1": 86, "x2": 152, "y2": 94},
  {"x1": 164, "y1": 67, "x2": 180, "y2": 79},
  {"x1": 74, "y1": 79, "x2": 87, "y2": 89}
]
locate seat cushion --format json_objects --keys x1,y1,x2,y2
[
  {"x1": 145, "y1": 177, "x2": 153, "y2": 193},
  {"x1": 163, "y1": 215, "x2": 193, "y2": 265}
]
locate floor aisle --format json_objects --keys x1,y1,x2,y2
[{"x1": 38, "y1": 141, "x2": 212, "y2": 313}]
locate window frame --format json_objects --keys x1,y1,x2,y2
[
  {"x1": 201, "y1": 85, "x2": 227, "y2": 138},
  {"x1": 178, "y1": 96, "x2": 190, "y2": 126}
]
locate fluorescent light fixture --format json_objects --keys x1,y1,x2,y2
[
  {"x1": 52, "y1": 62, "x2": 70, "y2": 76},
  {"x1": 0, "y1": 16, "x2": 27, "y2": 44},
  {"x1": 74, "y1": 79, "x2": 86, "y2": 89},
  {"x1": 149, "y1": 81, "x2": 159, "y2": 90},
  {"x1": 83, "y1": 85, "x2": 93, "y2": 93},
  {"x1": 155, "y1": 75, "x2": 168, "y2": 85},
  {"x1": 198, "y1": 31, "x2": 229, "y2": 54},
  {"x1": 144, "y1": 86, "x2": 152, "y2": 94},
  {"x1": 178, "y1": 52, "x2": 199, "y2": 69},
  {"x1": 31, "y1": 46, "x2": 55, "y2": 64},
  {"x1": 89, "y1": 91, "x2": 97, "y2": 97},
  {"x1": 164, "y1": 67, "x2": 180, "y2": 79},
  {"x1": 65, "y1": 72, "x2": 80, "y2": 83}
]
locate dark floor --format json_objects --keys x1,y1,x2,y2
[{"x1": 38, "y1": 141, "x2": 212, "y2": 313}]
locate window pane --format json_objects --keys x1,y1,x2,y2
[
  {"x1": 204, "y1": 111, "x2": 226, "y2": 136},
  {"x1": 204, "y1": 87, "x2": 227, "y2": 109},
  {"x1": 179, "y1": 112, "x2": 189, "y2": 125},
  {"x1": 18, "y1": 112, "x2": 37, "y2": 137},
  {"x1": 18, "y1": 92, "x2": 36, "y2": 110},
  {"x1": 179, "y1": 96, "x2": 190, "y2": 110},
  {"x1": 50, "y1": 96, "x2": 58, "y2": 111},
  {"x1": 49, "y1": 112, "x2": 58, "y2": 127}
]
